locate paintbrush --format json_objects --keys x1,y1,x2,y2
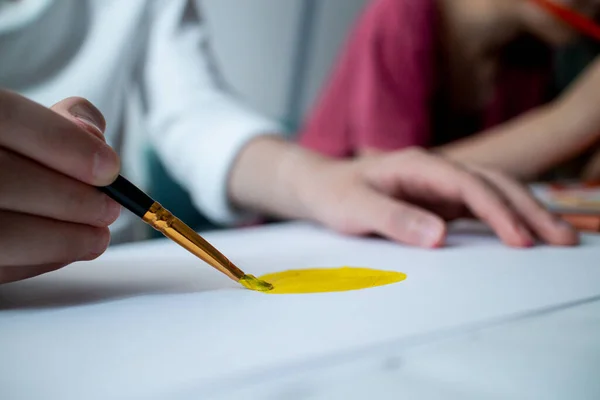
[{"x1": 99, "y1": 175, "x2": 273, "y2": 291}]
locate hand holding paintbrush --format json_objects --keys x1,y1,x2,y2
[
  {"x1": 0, "y1": 90, "x2": 271, "y2": 290},
  {"x1": 0, "y1": 92, "x2": 120, "y2": 284}
]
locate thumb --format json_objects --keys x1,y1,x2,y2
[
  {"x1": 355, "y1": 188, "x2": 447, "y2": 248},
  {"x1": 51, "y1": 97, "x2": 107, "y2": 142}
]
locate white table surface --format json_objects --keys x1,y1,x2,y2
[
  {"x1": 206, "y1": 295, "x2": 600, "y2": 400},
  {"x1": 1, "y1": 222, "x2": 599, "y2": 399}
]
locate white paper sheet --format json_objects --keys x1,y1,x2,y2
[
  {"x1": 1, "y1": 222, "x2": 599, "y2": 400},
  {"x1": 205, "y1": 298, "x2": 600, "y2": 400}
]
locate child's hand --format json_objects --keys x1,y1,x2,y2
[
  {"x1": 298, "y1": 147, "x2": 578, "y2": 248},
  {"x1": 0, "y1": 90, "x2": 121, "y2": 284}
]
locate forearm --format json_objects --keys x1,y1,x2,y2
[
  {"x1": 437, "y1": 103, "x2": 600, "y2": 181},
  {"x1": 228, "y1": 136, "x2": 329, "y2": 220}
]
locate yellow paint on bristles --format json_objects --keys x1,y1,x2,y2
[
  {"x1": 241, "y1": 267, "x2": 406, "y2": 294},
  {"x1": 239, "y1": 274, "x2": 274, "y2": 292}
]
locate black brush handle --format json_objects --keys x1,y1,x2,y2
[{"x1": 99, "y1": 175, "x2": 155, "y2": 218}]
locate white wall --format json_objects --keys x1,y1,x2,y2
[
  {"x1": 201, "y1": 0, "x2": 367, "y2": 130},
  {"x1": 201, "y1": 0, "x2": 303, "y2": 121},
  {"x1": 300, "y1": 0, "x2": 367, "y2": 118}
]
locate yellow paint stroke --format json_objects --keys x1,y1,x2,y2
[{"x1": 242, "y1": 267, "x2": 406, "y2": 294}]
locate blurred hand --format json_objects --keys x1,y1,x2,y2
[
  {"x1": 0, "y1": 90, "x2": 121, "y2": 284},
  {"x1": 299, "y1": 147, "x2": 578, "y2": 247}
]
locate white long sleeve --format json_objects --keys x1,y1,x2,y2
[
  {"x1": 1, "y1": 0, "x2": 278, "y2": 237},
  {"x1": 143, "y1": 0, "x2": 282, "y2": 224}
]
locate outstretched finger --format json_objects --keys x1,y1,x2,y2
[
  {"x1": 366, "y1": 150, "x2": 535, "y2": 247},
  {"x1": 353, "y1": 187, "x2": 447, "y2": 247},
  {"x1": 475, "y1": 169, "x2": 578, "y2": 246}
]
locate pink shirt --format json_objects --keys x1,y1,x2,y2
[{"x1": 299, "y1": 0, "x2": 553, "y2": 157}]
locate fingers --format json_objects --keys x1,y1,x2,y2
[
  {"x1": 0, "y1": 211, "x2": 110, "y2": 269},
  {"x1": 0, "y1": 148, "x2": 121, "y2": 227},
  {"x1": 0, "y1": 90, "x2": 119, "y2": 185},
  {"x1": 449, "y1": 169, "x2": 536, "y2": 247},
  {"x1": 353, "y1": 187, "x2": 447, "y2": 247},
  {"x1": 0, "y1": 92, "x2": 117, "y2": 283},
  {"x1": 475, "y1": 169, "x2": 579, "y2": 246},
  {"x1": 0, "y1": 263, "x2": 67, "y2": 284},
  {"x1": 364, "y1": 149, "x2": 538, "y2": 247}
]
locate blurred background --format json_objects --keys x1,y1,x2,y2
[
  {"x1": 140, "y1": 0, "x2": 600, "y2": 238},
  {"x1": 4, "y1": 0, "x2": 598, "y2": 240},
  {"x1": 201, "y1": 0, "x2": 365, "y2": 133}
]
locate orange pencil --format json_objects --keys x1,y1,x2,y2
[
  {"x1": 529, "y1": 0, "x2": 600, "y2": 42},
  {"x1": 557, "y1": 213, "x2": 600, "y2": 233}
]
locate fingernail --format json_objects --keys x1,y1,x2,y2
[
  {"x1": 516, "y1": 224, "x2": 535, "y2": 247},
  {"x1": 521, "y1": 238, "x2": 535, "y2": 248},
  {"x1": 69, "y1": 102, "x2": 105, "y2": 135},
  {"x1": 416, "y1": 219, "x2": 445, "y2": 247},
  {"x1": 102, "y1": 196, "x2": 121, "y2": 225},
  {"x1": 93, "y1": 146, "x2": 120, "y2": 183}
]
